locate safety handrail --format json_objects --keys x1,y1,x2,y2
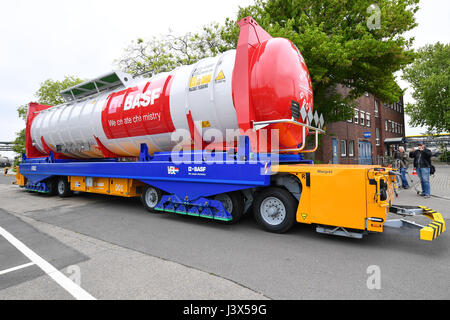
[{"x1": 252, "y1": 118, "x2": 325, "y2": 154}]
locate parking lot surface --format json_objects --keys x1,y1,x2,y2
[{"x1": 0, "y1": 166, "x2": 449, "y2": 299}]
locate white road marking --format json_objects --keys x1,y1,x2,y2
[
  {"x1": 0, "y1": 262, "x2": 35, "y2": 275},
  {"x1": 0, "y1": 226, "x2": 96, "y2": 300}
]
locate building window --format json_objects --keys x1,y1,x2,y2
[
  {"x1": 347, "y1": 110, "x2": 353, "y2": 123},
  {"x1": 391, "y1": 121, "x2": 394, "y2": 132},
  {"x1": 340, "y1": 140, "x2": 347, "y2": 157},
  {"x1": 366, "y1": 113, "x2": 371, "y2": 127},
  {"x1": 354, "y1": 109, "x2": 359, "y2": 124},
  {"x1": 374, "y1": 100, "x2": 379, "y2": 117},
  {"x1": 385, "y1": 120, "x2": 388, "y2": 132},
  {"x1": 376, "y1": 128, "x2": 380, "y2": 146},
  {"x1": 348, "y1": 140, "x2": 354, "y2": 157},
  {"x1": 360, "y1": 111, "x2": 365, "y2": 126}
]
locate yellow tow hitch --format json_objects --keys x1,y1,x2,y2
[
  {"x1": 386, "y1": 205, "x2": 446, "y2": 241},
  {"x1": 418, "y1": 206, "x2": 446, "y2": 241}
]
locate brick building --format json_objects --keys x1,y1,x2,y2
[{"x1": 315, "y1": 87, "x2": 406, "y2": 164}]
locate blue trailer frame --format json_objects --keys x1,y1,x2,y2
[{"x1": 18, "y1": 137, "x2": 312, "y2": 222}]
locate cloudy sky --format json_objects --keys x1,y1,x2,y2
[{"x1": 1, "y1": 0, "x2": 449, "y2": 159}]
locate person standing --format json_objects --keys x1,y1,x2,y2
[
  {"x1": 409, "y1": 143, "x2": 432, "y2": 198},
  {"x1": 394, "y1": 146, "x2": 410, "y2": 189}
]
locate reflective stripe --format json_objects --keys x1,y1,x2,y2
[
  {"x1": 428, "y1": 223, "x2": 438, "y2": 239},
  {"x1": 431, "y1": 221, "x2": 443, "y2": 235}
]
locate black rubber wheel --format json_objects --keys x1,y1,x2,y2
[
  {"x1": 141, "y1": 186, "x2": 163, "y2": 213},
  {"x1": 214, "y1": 191, "x2": 245, "y2": 224},
  {"x1": 253, "y1": 187, "x2": 297, "y2": 233},
  {"x1": 45, "y1": 179, "x2": 58, "y2": 196},
  {"x1": 56, "y1": 177, "x2": 72, "y2": 198}
]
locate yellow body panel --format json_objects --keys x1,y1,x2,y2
[
  {"x1": 70, "y1": 176, "x2": 86, "y2": 192},
  {"x1": 15, "y1": 167, "x2": 26, "y2": 186},
  {"x1": 87, "y1": 177, "x2": 110, "y2": 194},
  {"x1": 68, "y1": 176, "x2": 144, "y2": 197},
  {"x1": 273, "y1": 164, "x2": 392, "y2": 232}
]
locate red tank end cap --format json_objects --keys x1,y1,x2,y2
[
  {"x1": 25, "y1": 102, "x2": 53, "y2": 158},
  {"x1": 250, "y1": 38, "x2": 313, "y2": 148}
]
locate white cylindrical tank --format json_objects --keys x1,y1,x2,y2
[
  {"x1": 30, "y1": 35, "x2": 314, "y2": 159},
  {"x1": 31, "y1": 50, "x2": 238, "y2": 158}
]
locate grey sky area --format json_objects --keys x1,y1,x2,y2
[{"x1": 1, "y1": 0, "x2": 449, "y2": 160}]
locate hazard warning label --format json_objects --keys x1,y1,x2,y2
[{"x1": 215, "y1": 70, "x2": 226, "y2": 84}]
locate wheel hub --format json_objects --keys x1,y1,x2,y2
[
  {"x1": 261, "y1": 197, "x2": 286, "y2": 226},
  {"x1": 58, "y1": 181, "x2": 65, "y2": 194},
  {"x1": 214, "y1": 194, "x2": 233, "y2": 213},
  {"x1": 145, "y1": 189, "x2": 158, "y2": 207}
]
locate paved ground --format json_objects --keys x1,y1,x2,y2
[{"x1": 0, "y1": 165, "x2": 449, "y2": 299}]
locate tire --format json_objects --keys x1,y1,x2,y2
[
  {"x1": 214, "y1": 191, "x2": 245, "y2": 224},
  {"x1": 45, "y1": 179, "x2": 57, "y2": 196},
  {"x1": 56, "y1": 177, "x2": 72, "y2": 198},
  {"x1": 253, "y1": 187, "x2": 297, "y2": 233},
  {"x1": 141, "y1": 186, "x2": 163, "y2": 213}
]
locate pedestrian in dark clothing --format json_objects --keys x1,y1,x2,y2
[
  {"x1": 409, "y1": 143, "x2": 432, "y2": 198},
  {"x1": 394, "y1": 146, "x2": 410, "y2": 189}
]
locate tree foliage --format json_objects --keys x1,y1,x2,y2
[
  {"x1": 219, "y1": 0, "x2": 419, "y2": 122},
  {"x1": 116, "y1": 24, "x2": 233, "y2": 77},
  {"x1": 12, "y1": 128, "x2": 25, "y2": 156},
  {"x1": 117, "y1": 0, "x2": 419, "y2": 125},
  {"x1": 12, "y1": 76, "x2": 84, "y2": 158},
  {"x1": 35, "y1": 76, "x2": 84, "y2": 106},
  {"x1": 402, "y1": 42, "x2": 450, "y2": 133}
]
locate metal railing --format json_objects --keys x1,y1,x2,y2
[{"x1": 252, "y1": 118, "x2": 325, "y2": 154}]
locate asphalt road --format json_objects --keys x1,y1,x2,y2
[{"x1": 0, "y1": 170, "x2": 449, "y2": 299}]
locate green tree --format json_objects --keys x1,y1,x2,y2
[
  {"x1": 402, "y1": 42, "x2": 450, "y2": 133},
  {"x1": 117, "y1": 0, "x2": 419, "y2": 125},
  {"x1": 12, "y1": 76, "x2": 84, "y2": 160},
  {"x1": 35, "y1": 76, "x2": 84, "y2": 106},
  {"x1": 218, "y1": 0, "x2": 419, "y2": 123},
  {"x1": 116, "y1": 24, "x2": 231, "y2": 76}
]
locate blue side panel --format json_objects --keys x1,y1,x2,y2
[
  {"x1": 19, "y1": 157, "x2": 270, "y2": 200},
  {"x1": 25, "y1": 174, "x2": 54, "y2": 184},
  {"x1": 277, "y1": 153, "x2": 313, "y2": 164},
  {"x1": 142, "y1": 180, "x2": 257, "y2": 200},
  {"x1": 19, "y1": 139, "x2": 309, "y2": 201},
  {"x1": 155, "y1": 195, "x2": 233, "y2": 221},
  {"x1": 25, "y1": 181, "x2": 50, "y2": 193}
]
